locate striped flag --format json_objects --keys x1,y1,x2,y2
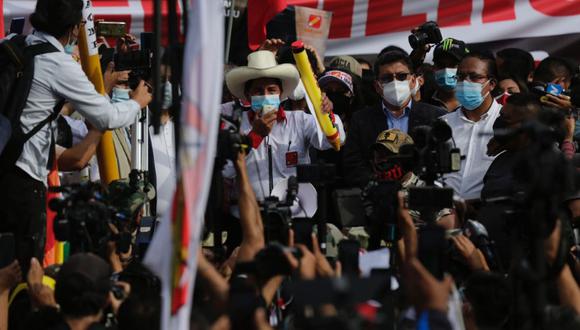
[{"x1": 143, "y1": 0, "x2": 223, "y2": 329}]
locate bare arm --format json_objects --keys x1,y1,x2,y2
[
  {"x1": 235, "y1": 152, "x2": 265, "y2": 263},
  {"x1": 556, "y1": 264, "x2": 580, "y2": 314},
  {"x1": 57, "y1": 125, "x2": 103, "y2": 171},
  {"x1": 198, "y1": 250, "x2": 229, "y2": 311}
]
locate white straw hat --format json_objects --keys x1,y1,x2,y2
[{"x1": 225, "y1": 50, "x2": 300, "y2": 101}]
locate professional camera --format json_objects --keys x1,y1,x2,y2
[
  {"x1": 216, "y1": 101, "x2": 252, "y2": 166},
  {"x1": 260, "y1": 176, "x2": 299, "y2": 244},
  {"x1": 49, "y1": 180, "x2": 150, "y2": 257},
  {"x1": 49, "y1": 183, "x2": 121, "y2": 255},
  {"x1": 363, "y1": 180, "x2": 401, "y2": 250},
  {"x1": 411, "y1": 119, "x2": 461, "y2": 180},
  {"x1": 408, "y1": 21, "x2": 443, "y2": 50},
  {"x1": 114, "y1": 50, "x2": 152, "y2": 89}
]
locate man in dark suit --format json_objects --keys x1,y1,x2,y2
[{"x1": 343, "y1": 51, "x2": 446, "y2": 187}]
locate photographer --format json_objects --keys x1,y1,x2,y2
[
  {"x1": 361, "y1": 129, "x2": 423, "y2": 251},
  {"x1": 0, "y1": 0, "x2": 152, "y2": 271}
]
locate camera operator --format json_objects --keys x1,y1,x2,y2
[
  {"x1": 223, "y1": 50, "x2": 345, "y2": 202},
  {"x1": 361, "y1": 129, "x2": 423, "y2": 250},
  {"x1": 441, "y1": 51, "x2": 501, "y2": 206},
  {"x1": 0, "y1": 0, "x2": 153, "y2": 271}
]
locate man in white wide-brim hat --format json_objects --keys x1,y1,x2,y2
[{"x1": 223, "y1": 50, "x2": 346, "y2": 201}]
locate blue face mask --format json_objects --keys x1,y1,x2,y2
[
  {"x1": 64, "y1": 44, "x2": 75, "y2": 55},
  {"x1": 434, "y1": 68, "x2": 458, "y2": 90},
  {"x1": 64, "y1": 30, "x2": 77, "y2": 55},
  {"x1": 111, "y1": 87, "x2": 131, "y2": 103},
  {"x1": 162, "y1": 81, "x2": 173, "y2": 109},
  {"x1": 251, "y1": 94, "x2": 280, "y2": 115},
  {"x1": 455, "y1": 80, "x2": 489, "y2": 111}
]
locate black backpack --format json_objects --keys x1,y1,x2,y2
[{"x1": 0, "y1": 35, "x2": 64, "y2": 169}]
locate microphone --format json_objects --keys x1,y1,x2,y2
[{"x1": 285, "y1": 176, "x2": 299, "y2": 207}]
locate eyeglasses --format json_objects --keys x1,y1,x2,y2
[
  {"x1": 455, "y1": 72, "x2": 489, "y2": 82},
  {"x1": 378, "y1": 72, "x2": 411, "y2": 83}
]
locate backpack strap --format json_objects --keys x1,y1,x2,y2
[
  {"x1": 20, "y1": 42, "x2": 63, "y2": 142},
  {"x1": 23, "y1": 99, "x2": 66, "y2": 141},
  {"x1": 25, "y1": 42, "x2": 60, "y2": 58}
]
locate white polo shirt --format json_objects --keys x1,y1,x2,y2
[
  {"x1": 15, "y1": 31, "x2": 141, "y2": 184},
  {"x1": 441, "y1": 100, "x2": 502, "y2": 200},
  {"x1": 222, "y1": 102, "x2": 346, "y2": 201}
]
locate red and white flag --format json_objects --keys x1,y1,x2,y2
[
  {"x1": 143, "y1": 0, "x2": 223, "y2": 329},
  {"x1": 247, "y1": 0, "x2": 287, "y2": 50}
]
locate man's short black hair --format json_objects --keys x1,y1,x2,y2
[
  {"x1": 497, "y1": 48, "x2": 534, "y2": 83},
  {"x1": 462, "y1": 51, "x2": 498, "y2": 80},
  {"x1": 378, "y1": 45, "x2": 409, "y2": 57},
  {"x1": 373, "y1": 51, "x2": 414, "y2": 76},
  {"x1": 30, "y1": 0, "x2": 83, "y2": 39},
  {"x1": 534, "y1": 57, "x2": 573, "y2": 84},
  {"x1": 55, "y1": 254, "x2": 112, "y2": 318}
]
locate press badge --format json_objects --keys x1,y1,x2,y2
[{"x1": 286, "y1": 151, "x2": 298, "y2": 167}]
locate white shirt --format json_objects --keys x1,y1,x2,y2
[
  {"x1": 222, "y1": 103, "x2": 346, "y2": 201},
  {"x1": 150, "y1": 120, "x2": 176, "y2": 218},
  {"x1": 15, "y1": 31, "x2": 141, "y2": 184},
  {"x1": 441, "y1": 100, "x2": 502, "y2": 200}
]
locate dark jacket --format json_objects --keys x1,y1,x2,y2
[{"x1": 343, "y1": 101, "x2": 446, "y2": 187}]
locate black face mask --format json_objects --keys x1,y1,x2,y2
[{"x1": 326, "y1": 92, "x2": 352, "y2": 116}]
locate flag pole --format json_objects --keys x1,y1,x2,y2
[
  {"x1": 224, "y1": 0, "x2": 236, "y2": 63},
  {"x1": 78, "y1": 0, "x2": 120, "y2": 184},
  {"x1": 151, "y1": 0, "x2": 162, "y2": 134}
]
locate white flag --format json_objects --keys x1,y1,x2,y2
[{"x1": 144, "y1": 0, "x2": 224, "y2": 329}]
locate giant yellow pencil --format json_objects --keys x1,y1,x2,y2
[
  {"x1": 292, "y1": 41, "x2": 340, "y2": 151},
  {"x1": 78, "y1": 0, "x2": 120, "y2": 184}
]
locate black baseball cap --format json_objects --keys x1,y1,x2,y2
[{"x1": 434, "y1": 38, "x2": 469, "y2": 63}]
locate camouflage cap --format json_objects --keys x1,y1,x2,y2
[
  {"x1": 373, "y1": 129, "x2": 414, "y2": 154},
  {"x1": 328, "y1": 55, "x2": 363, "y2": 78},
  {"x1": 108, "y1": 179, "x2": 155, "y2": 218}
]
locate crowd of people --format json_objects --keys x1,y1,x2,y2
[{"x1": 1, "y1": 0, "x2": 580, "y2": 329}]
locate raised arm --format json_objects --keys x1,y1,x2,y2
[{"x1": 235, "y1": 151, "x2": 265, "y2": 263}]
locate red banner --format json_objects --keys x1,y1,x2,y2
[{"x1": 4, "y1": 1, "x2": 580, "y2": 58}]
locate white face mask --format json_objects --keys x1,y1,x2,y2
[
  {"x1": 411, "y1": 80, "x2": 420, "y2": 97},
  {"x1": 382, "y1": 80, "x2": 411, "y2": 108}
]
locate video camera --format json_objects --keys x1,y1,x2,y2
[
  {"x1": 259, "y1": 176, "x2": 299, "y2": 244},
  {"x1": 49, "y1": 180, "x2": 151, "y2": 258},
  {"x1": 408, "y1": 21, "x2": 442, "y2": 50},
  {"x1": 49, "y1": 182, "x2": 130, "y2": 256}
]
